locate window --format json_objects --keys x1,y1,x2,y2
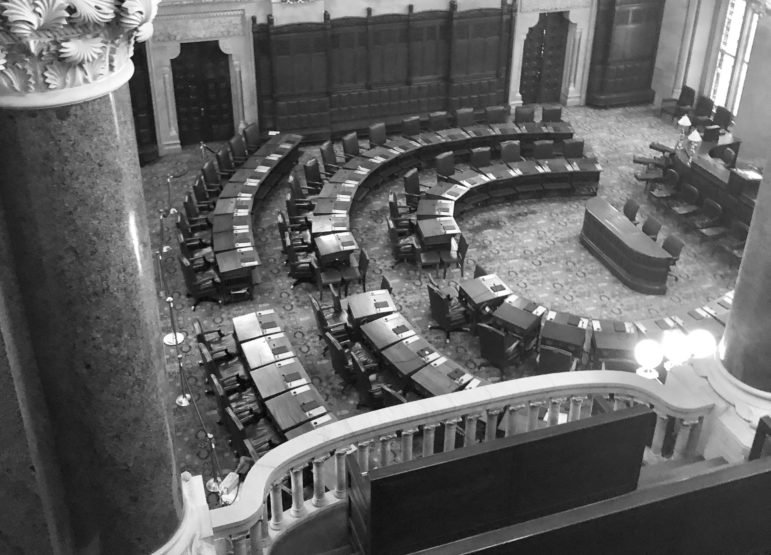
[{"x1": 709, "y1": 0, "x2": 759, "y2": 114}]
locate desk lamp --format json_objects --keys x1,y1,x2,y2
[
  {"x1": 676, "y1": 115, "x2": 692, "y2": 150},
  {"x1": 686, "y1": 129, "x2": 702, "y2": 160},
  {"x1": 634, "y1": 338, "x2": 664, "y2": 380}
]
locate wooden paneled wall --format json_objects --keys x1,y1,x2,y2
[{"x1": 253, "y1": 1, "x2": 514, "y2": 140}]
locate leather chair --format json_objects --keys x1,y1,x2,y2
[
  {"x1": 183, "y1": 192, "x2": 210, "y2": 229},
  {"x1": 668, "y1": 183, "x2": 701, "y2": 216},
  {"x1": 320, "y1": 140, "x2": 342, "y2": 173},
  {"x1": 351, "y1": 351, "x2": 385, "y2": 409},
  {"x1": 277, "y1": 212, "x2": 311, "y2": 255},
  {"x1": 429, "y1": 110, "x2": 450, "y2": 131},
  {"x1": 532, "y1": 140, "x2": 555, "y2": 159},
  {"x1": 309, "y1": 294, "x2": 350, "y2": 346},
  {"x1": 192, "y1": 175, "x2": 216, "y2": 211},
  {"x1": 485, "y1": 105, "x2": 508, "y2": 124},
  {"x1": 303, "y1": 158, "x2": 326, "y2": 193},
  {"x1": 369, "y1": 121, "x2": 387, "y2": 147},
  {"x1": 660, "y1": 85, "x2": 695, "y2": 120},
  {"x1": 340, "y1": 249, "x2": 369, "y2": 296},
  {"x1": 193, "y1": 318, "x2": 236, "y2": 360},
  {"x1": 179, "y1": 255, "x2": 221, "y2": 310},
  {"x1": 201, "y1": 159, "x2": 223, "y2": 192},
  {"x1": 514, "y1": 106, "x2": 535, "y2": 123},
  {"x1": 176, "y1": 211, "x2": 210, "y2": 243},
  {"x1": 177, "y1": 230, "x2": 213, "y2": 267},
  {"x1": 691, "y1": 94, "x2": 715, "y2": 127},
  {"x1": 474, "y1": 264, "x2": 489, "y2": 278},
  {"x1": 388, "y1": 191, "x2": 416, "y2": 229},
  {"x1": 717, "y1": 221, "x2": 749, "y2": 262},
  {"x1": 469, "y1": 146, "x2": 491, "y2": 170},
  {"x1": 537, "y1": 345, "x2": 578, "y2": 373},
  {"x1": 690, "y1": 199, "x2": 724, "y2": 230},
  {"x1": 427, "y1": 282, "x2": 469, "y2": 342},
  {"x1": 561, "y1": 139, "x2": 584, "y2": 159},
  {"x1": 440, "y1": 234, "x2": 468, "y2": 278},
  {"x1": 478, "y1": 323, "x2": 520, "y2": 372},
  {"x1": 215, "y1": 147, "x2": 235, "y2": 179},
  {"x1": 228, "y1": 135, "x2": 248, "y2": 165},
  {"x1": 623, "y1": 198, "x2": 640, "y2": 224},
  {"x1": 311, "y1": 255, "x2": 342, "y2": 301},
  {"x1": 242, "y1": 123, "x2": 261, "y2": 154},
  {"x1": 662, "y1": 234, "x2": 685, "y2": 281},
  {"x1": 342, "y1": 132, "x2": 360, "y2": 161},
  {"x1": 541, "y1": 106, "x2": 562, "y2": 122},
  {"x1": 455, "y1": 107, "x2": 475, "y2": 127},
  {"x1": 435, "y1": 151, "x2": 457, "y2": 183},
  {"x1": 712, "y1": 106, "x2": 733, "y2": 130},
  {"x1": 286, "y1": 242, "x2": 315, "y2": 288},
  {"x1": 641, "y1": 215, "x2": 662, "y2": 241},
  {"x1": 380, "y1": 275, "x2": 393, "y2": 295},
  {"x1": 649, "y1": 168, "x2": 680, "y2": 201},
  {"x1": 199, "y1": 343, "x2": 246, "y2": 394},
  {"x1": 388, "y1": 219, "x2": 416, "y2": 266},
  {"x1": 402, "y1": 115, "x2": 421, "y2": 137},
  {"x1": 500, "y1": 140, "x2": 522, "y2": 164},
  {"x1": 413, "y1": 242, "x2": 441, "y2": 278}
]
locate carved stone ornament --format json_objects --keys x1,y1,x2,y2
[
  {"x1": 0, "y1": 0, "x2": 160, "y2": 107},
  {"x1": 749, "y1": 0, "x2": 771, "y2": 16}
]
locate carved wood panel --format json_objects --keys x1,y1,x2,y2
[{"x1": 520, "y1": 12, "x2": 569, "y2": 105}]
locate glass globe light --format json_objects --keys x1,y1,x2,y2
[
  {"x1": 661, "y1": 329, "x2": 691, "y2": 365},
  {"x1": 634, "y1": 339, "x2": 664, "y2": 370},
  {"x1": 687, "y1": 329, "x2": 717, "y2": 359}
]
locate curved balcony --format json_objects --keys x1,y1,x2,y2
[{"x1": 164, "y1": 368, "x2": 713, "y2": 554}]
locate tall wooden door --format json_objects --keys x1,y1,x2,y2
[
  {"x1": 520, "y1": 12, "x2": 570, "y2": 105},
  {"x1": 128, "y1": 42, "x2": 158, "y2": 165},
  {"x1": 172, "y1": 41, "x2": 234, "y2": 146}
]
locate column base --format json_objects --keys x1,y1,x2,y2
[
  {"x1": 509, "y1": 93, "x2": 523, "y2": 108},
  {"x1": 694, "y1": 356, "x2": 771, "y2": 427}
]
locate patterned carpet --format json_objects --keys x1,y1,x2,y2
[{"x1": 141, "y1": 104, "x2": 738, "y2": 504}]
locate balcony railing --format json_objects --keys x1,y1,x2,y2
[{"x1": 155, "y1": 369, "x2": 716, "y2": 554}]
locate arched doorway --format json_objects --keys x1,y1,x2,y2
[
  {"x1": 520, "y1": 12, "x2": 570, "y2": 105},
  {"x1": 172, "y1": 41, "x2": 234, "y2": 146}
]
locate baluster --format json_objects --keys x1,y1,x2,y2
[
  {"x1": 613, "y1": 394, "x2": 629, "y2": 411},
  {"x1": 269, "y1": 481, "x2": 284, "y2": 530},
  {"x1": 673, "y1": 419, "x2": 698, "y2": 458},
  {"x1": 651, "y1": 412, "x2": 669, "y2": 456},
  {"x1": 289, "y1": 466, "x2": 306, "y2": 518},
  {"x1": 232, "y1": 534, "x2": 249, "y2": 555},
  {"x1": 250, "y1": 518, "x2": 270, "y2": 555},
  {"x1": 505, "y1": 403, "x2": 527, "y2": 436},
  {"x1": 312, "y1": 456, "x2": 328, "y2": 507},
  {"x1": 568, "y1": 396, "x2": 585, "y2": 422},
  {"x1": 486, "y1": 408, "x2": 502, "y2": 441},
  {"x1": 401, "y1": 428, "x2": 418, "y2": 462},
  {"x1": 464, "y1": 414, "x2": 479, "y2": 447},
  {"x1": 444, "y1": 417, "x2": 461, "y2": 452},
  {"x1": 528, "y1": 401, "x2": 544, "y2": 431},
  {"x1": 547, "y1": 398, "x2": 562, "y2": 427},
  {"x1": 334, "y1": 448, "x2": 348, "y2": 499},
  {"x1": 379, "y1": 433, "x2": 397, "y2": 467},
  {"x1": 422, "y1": 422, "x2": 439, "y2": 457},
  {"x1": 357, "y1": 440, "x2": 372, "y2": 473}
]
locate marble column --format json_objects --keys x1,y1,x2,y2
[
  {"x1": 0, "y1": 0, "x2": 179, "y2": 552},
  {"x1": 722, "y1": 146, "x2": 771, "y2": 393}
]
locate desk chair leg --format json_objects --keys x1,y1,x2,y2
[{"x1": 428, "y1": 325, "x2": 471, "y2": 343}]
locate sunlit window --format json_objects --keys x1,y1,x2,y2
[{"x1": 709, "y1": 0, "x2": 759, "y2": 114}]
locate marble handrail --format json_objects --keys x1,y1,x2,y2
[
  {"x1": 151, "y1": 473, "x2": 215, "y2": 555},
  {"x1": 206, "y1": 369, "x2": 715, "y2": 544}
]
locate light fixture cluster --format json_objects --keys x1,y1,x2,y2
[{"x1": 634, "y1": 329, "x2": 718, "y2": 380}]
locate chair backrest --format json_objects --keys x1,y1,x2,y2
[
  {"x1": 500, "y1": 140, "x2": 521, "y2": 164},
  {"x1": 380, "y1": 275, "x2": 393, "y2": 294},
  {"x1": 216, "y1": 148, "x2": 234, "y2": 175},
  {"x1": 538, "y1": 345, "x2": 575, "y2": 373},
  {"x1": 477, "y1": 323, "x2": 513, "y2": 367},
  {"x1": 369, "y1": 122, "x2": 387, "y2": 147},
  {"x1": 721, "y1": 147, "x2": 736, "y2": 169},
  {"x1": 380, "y1": 384, "x2": 408, "y2": 406},
  {"x1": 661, "y1": 234, "x2": 684, "y2": 261},
  {"x1": 532, "y1": 140, "x2": 554, "y2": 159},
  {"x1": 179, "y1": 255, "x2": 198, "y2": 290},
  {"x1": 435, "y1": 151, "x2": 455, "y2": 178},
  {"x1": 485, "y1": 105, "x2": 508, "y2": 124},
  {"x1": 694, "y1": 95, "x2": 714, "y2": 117},
  {"x1": 474, "y1": 264, "x2": 488, "y2": 278},
  {"x1": 402, "y1": 115, "x2": 421, "y2": 136},
  {"x1": 713, "y1": 106, "x2": 733, "y2": 130},
  {"x1": 458, "y1": 235, "x2": 469, "y2": 264},
  {"x1": 177, "y1": 231, "x2": 195, "y2": 258},
  {"x1": 176, "y1": 212, "x2": 195, "y2": 238},
  {"x1": 242, "y1": 123, "x2": 261, "y2": 151},
  {"x1": 276, "y1": 211, "x2": 288, "y2": 237},
  {"x1": 427, "y1": 283, "x2": 450, "y2": 327},
  {"x1": 308, "y1": 294, "x2": 328, "y2": 335},
  {"x1": 681, "y1": 183, "x2": 700, "y2": 204},
  {"x1": 703, "y1": 199, "x2": 723, "y2": 220},
  {"x1": 541, "y1": 106, "x2": 562, "y2": 122},
  {"x1": 202, "y1": 159, "x2": 219, "y2": 187},
  {"x1": 404, "y1": 168, "x2": 421, "y2": 197},
  {"x1": 358, "y1": 249, "x2": 370, "y2": 279},
  {"x1": 623, "y1": 198, "x2": 639, "y2": 223},
  {"x1": 192, "y1": 318, "x2": 206, "y2": 344},
  {"x1": 342, "y1": 132, "x2": 359, "y2": 158},
  {"x1": 429, "y1": 110, "x2": 450, "y2": 131},
  {"x1": 323, "y1": 331, "x2": 353, "y2": 383},
  {"x1": 514, "y1": 106, "x2": 535, "y2": 123},
  {"x1": 641, "y1": 216, "x2": 661, "y2": 240},
  {"x1": 184, "y1": 192, "x2": 202, "y2": 221},
  {"x1": 470, "y1": 146, "x2": 491, "y2": 169},
  {"x1": 289, "y1": 175, "x2": 307, "y2": 200},
  {"x1": 320, "y1": 141, "x2": 337, "y2": 169},
  {"x1": 387, "y1": 217, "x2": 400, "y2": 245},
  {"x1": 229, "y1": 135, "x2": 248, "y2": 161},
  {"x1": 678, "y1": 85, "x2": 696, "y2": 107},
  {"x1": 663, "y1": 168, "x2": 680, "y2": 188},
  {"x1": 702, "y1": 125, "x2": 720, "y2": 142},
  {"x1": 455, "y1": 107, "x2": 475, "y2": 127},
  {"x1": 561, "y1": 139, "x2": 584, "y2": 159},
  {"x1": 304, "y1": 158, "x2": 323, "y2": 185},
  {"x1": 388, "y1": 191, "x2": 403, "y2": 220},
  {"x1": 192, "y1": 174, "x2": 210, "y2": 203}
]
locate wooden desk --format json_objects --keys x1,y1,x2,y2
[
  {"x1": 411, "y1": 356, "x2": 483, "y2": 397},
  {"x1": 249, "y1": 357, "x2": 311, "y2": 401},
  {"x1": 232, "y1": 309, "x2": 282, "y2": 343},
  {"x1": 580, "y1": 197, "x2": 672, "y2": 295},
  {"x1": 241, "y1": 333, "x2": 295, "y2": 370},
  {"x1": 540, "y1": 320, "x2": 587, "y2": 358},
  {"x1": 212, "y1": 231, "x2": 252, "y2": 253},
  {"x1": 417, "y1": 217, "x2": 460, "y2": 248},
  {"x1": 458, "y1": 274, "x2": 513, "y2": 313},
  {"x1": 309, "y1": 214, "x2": 350, "y2": 236},
  {"x1": 360, "y1": 313, "x2": 417, "y2": 350},
  {"x1": 219, "y1": 182, "x2": 259, "y2": 199},
  {"x1": 416, "y1": 199, "x2": 454, "y2": 220},
  {"x1": 380, "y1": 335, "x2": 440, "y2": 378},
  {"x1": 425, "y1": 182, "x2": 470, "y2": 201},
  {"x1": 313, "y1": 197, "x2": 352, "y2": 216},
  {"x1": 264, "y1": 385, "x2": 331, "y2": 436},
  {"x1": 215, "y1": 249, "x2": 259, "y2": 277},
  {"x1": 346, "y1": 290, "x2": 397, "y2": 326},
  {"x1": 318, "y1": 181, "x2": 356, "y2": 199},
  {"x1": 491, "y1": 296, "x2": 542, "y2": 342},
  {"x1": 314, "y1": 232, "x2": 358, "y2": 265}
]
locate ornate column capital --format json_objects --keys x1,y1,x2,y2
[{"x1": 0, "y1": 0, "x2": 160, "y2": 108}]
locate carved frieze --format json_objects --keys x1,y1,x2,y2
[
  {"x1": 0, "y1": 0, "x2": 160, "y2": 102},
  {"x1": 519, "y1": 0, "x2": 591, "y2": 13},
  {"x1": 154, "y1": 10, "x2": 244, "y2": 42}
]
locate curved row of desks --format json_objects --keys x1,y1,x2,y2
[{"x1": 211, "y1": 133, "x2": 303, "y2": 281}]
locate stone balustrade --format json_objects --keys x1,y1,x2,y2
[{"x1": 180, "y1": 369, "x2": 713, "y2": 554}]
